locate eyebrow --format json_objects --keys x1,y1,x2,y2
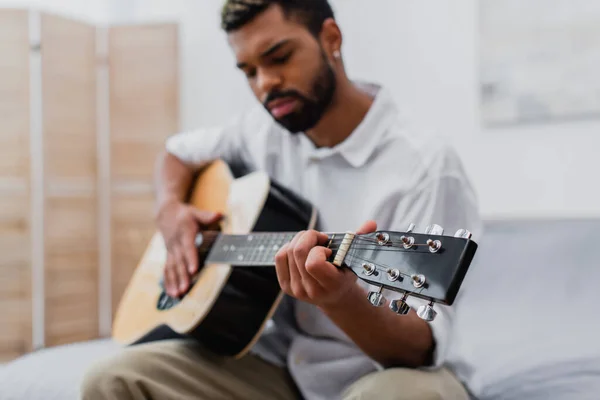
[{"x1": 236, "y1": 39, "x2": 292, "y2": 69}]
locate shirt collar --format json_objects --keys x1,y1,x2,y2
[{"x1": 302, "y1": 82, "x2": 398, "y2": 168}]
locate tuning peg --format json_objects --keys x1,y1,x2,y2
[
  {"x1": 362, "y1": 263, "x2": 376, "y2": 276},
  {"x1": 367, "y1": 286, "x2": 386, "y2": 307},
  {"x1": 401, "y1": 235, "x2": 414, "y2": 249},
  {"x1": 454, "y1": 229, "x2": 472, "y2": 239},
  {"x1": 427, "y1": 238, "x2": 442, "y2": 253},
  {"x1": 425, "y1": 224, "x2": 444, "y2": 235},
  {"x1": 400, "y1": 231, "x2": 415, "y2": 249},
  {"x1": 386, "y1": 268, "x2": 401, "y2": 282},
  {"x1": 411, "y1": 274, "x2": 426, "y2": 288},
  {"x1": 389, "y1": 293, "x2": 411, "y2": 315},
  {"x1": 376, "y1": 232, "x2": 390, "y2": 245},
  {"x1": 406, "y1": 223, "x2": 415, "y2": 233},
  {"x1": 417, "y1": 301, "x2": 437, "y2": 321}
]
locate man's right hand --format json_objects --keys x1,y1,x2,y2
[{"x1": 156, "y1": 200, "x2": 222, "y2": 298}]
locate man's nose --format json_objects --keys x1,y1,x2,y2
[{"x1": 257, "y1": 69, "x2": 282, "y2": 97}]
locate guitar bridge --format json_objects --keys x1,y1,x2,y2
[{"x1": 332, "y1": 232, "x2": 355, "y2": 267}]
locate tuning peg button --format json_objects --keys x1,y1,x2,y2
[
  {"x1": 417, "y1": 301, "x2": 437, "y2": 321},
  {"x1": 389, "y1": 294, "x2": 411, "y2": 315},
  {"x1": 425, "y1": 224, "x2": 444, "y2": 236},
  {"x1": 454, "y1": 229, "x2": 472, "y2": 239},
  {"x1": 367, "y1": 287, "x2": 386, "y2": 307}
]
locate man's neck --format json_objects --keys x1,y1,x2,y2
[{"x1": 305, "y1": 82, "x2": 374, "y2": 149}]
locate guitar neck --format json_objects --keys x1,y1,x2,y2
[{"x1": 203, "y1": 231, "x2": 343, "y2": 266}]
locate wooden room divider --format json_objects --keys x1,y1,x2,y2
[
  {"x1": 0, "y1": 9, "x2": 179, "y2": 362},
  {"x1": 0, "y1": 9, "x2": 32, "y2": 362},
  {"x1": 41, "y1": 13, "x2": 99, "y2": 348},
  {"x1": 108, "y1": 23, "x2": 179, "y2": 320}
]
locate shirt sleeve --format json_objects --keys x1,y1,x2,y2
[
  {"x1": 386, "y1": 147, "x2": 483, "y2": 369},
  {"x1": 165, "y1": 105, "x2": 268, "y2": 170}
]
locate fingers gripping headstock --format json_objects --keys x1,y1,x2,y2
[{"x1": 337, "y1": 223, "x2": 478, "y2": 322}]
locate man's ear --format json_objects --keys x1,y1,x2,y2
[{"x1": 319, "y1": 18, "x2": 342, "y2": 60}]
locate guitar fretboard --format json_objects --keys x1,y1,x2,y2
[{"x1": 205, "y1": 232, "x2": 300, "y2": 266}]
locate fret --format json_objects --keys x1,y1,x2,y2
[{"x1": 204, "y1": 232, "x2": 326, "y2": 266}]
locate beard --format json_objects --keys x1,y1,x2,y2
[{"x1": 262, "y1": 53, "x2": 336, "y2": 134}]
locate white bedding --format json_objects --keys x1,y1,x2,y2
[{"x1": 0, "y1": 339, "x2": 123, "y2": 400}]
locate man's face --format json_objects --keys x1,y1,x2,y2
[{"x1": 228, "y1": 5, "x2": 336, "y2": 133}]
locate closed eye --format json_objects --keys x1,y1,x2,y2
[{"x1": 271, "y1": 51, "x2": 292, "y2": 65}]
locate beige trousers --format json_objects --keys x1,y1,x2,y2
[{"x1": 81, "y1": 339, "x2": 468, "y2": 400}]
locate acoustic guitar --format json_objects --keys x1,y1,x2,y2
[{"x1": 112, "y1": 160, "x2": 478, "y2": 359}]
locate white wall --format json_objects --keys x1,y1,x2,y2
[
  {"x1": 331, "y1": 0, "x2": 600, "y2": 220},
  {"x1": 13, "y1": 0, "x2": 599, "y2": 220},
  {"x1": 0, "y1": 0, "x2": 114, "y2": 23},
  {"x1": 123, "y1": 0, "x2": 256, "y2": 132}
]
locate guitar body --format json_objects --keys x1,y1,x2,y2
[{"x1": 112, "y1": 160, "x2": 317, "y2": 358}]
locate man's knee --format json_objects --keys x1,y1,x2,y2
[
  {"x1": 80, "y1": 346, "x2": 153, "y2": 399},
  {"x1": 81, "y1": 356, "x2": 125, "y2": 399},
  {"x1": 342, "y1": 368, "x2": 468, "y2": 400}
]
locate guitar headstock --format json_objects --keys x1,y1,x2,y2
[{"x1": 331, "y1": 223, "x2": 478, "y2": 321}]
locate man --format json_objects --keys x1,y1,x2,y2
[{"x1": 82, "y1": 1, "x2": 481, "y2": 399}]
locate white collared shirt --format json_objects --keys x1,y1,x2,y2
[{"x1": 166, "y1": 82, "x2": 482, "y2": 399}]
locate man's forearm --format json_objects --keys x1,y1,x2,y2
[
  {"x1": 319, "y1": 283, "x2": 434, "y2": 368},
  {"x1": 154, "y1": 150, "x2": 196, "y2": 215}
]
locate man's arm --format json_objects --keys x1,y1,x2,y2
[
  {"x1": 153, "y1": 150, "x2": 196, "y2": 217},
  {"x1": 153, "y1": 150, "x2": 223, "y2": 297},
  {"x1": 274, "y1": 221, "x2": 434, "y2": 368},
  {"x1": 324, "y1": 282, "x2": 434, "y2": 367},
  {"x1": 320, "y1": 284, "x2": 434, "y2": 368},
  {"x1": 274, "y1": 169, "x2": 482, "y2": 369},
  {"x1": 153, "y1": 107, "x2": 270, "y2": 297}
]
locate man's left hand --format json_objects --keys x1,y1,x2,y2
[{"x1": 274, "y1": 220, "x2": 378, "y2": 307}]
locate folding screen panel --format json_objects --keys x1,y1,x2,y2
[
  {"x1": 108, "y1": 23, "x2": 179, "y2": 317},
  {"x1": 40, "y1": 13, "x2": 98, "y2": 347},
  {"x1": 0, "y1": 10, "x2": 179, "y2": 361},
  {"x1": 0, "y1": 9, "x2": 32, "y2": 362}
]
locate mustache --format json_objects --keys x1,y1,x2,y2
[{"x1": 263, "y1": 90, "x2": 305, "y2": 107}]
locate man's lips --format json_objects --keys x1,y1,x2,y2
[{"x1": 268, "y1": 98, "x2": 298, "y2": 118}]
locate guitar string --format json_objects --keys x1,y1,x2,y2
[
  {"x1": 188, "y1": 245, "x2": 419, "y2": 284},
  {"x1": 342, "y1": 252, "x2": 413, "y2": 280},
  {"x1": 193, "y1": 241, "x2": 434, "y2": 258},
  {"x1": 196, "y1": 234, "x2": 435, "y2": 251},
  {"x1": 197, "y1": 231, "x2": 439, "y2": 251},
  {"x1": 184, "y1": 233, "x2": 435, "y2": 299},
  {"x1": 193, "y1": 237, "x2": 434, "y2": 256},
  {"x1": 180, "y1": 237, "x2": 434, "y2": 298},
  {"x1": 317, "y1": 252, "x2": 430, "y2": 300},
  {"x1": 187, "y1": 249, "x2": 427, "y2": 297},
  {"x1": 196, "y1": 237, "x2": 427, "y2": 249}
]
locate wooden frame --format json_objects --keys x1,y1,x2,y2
[
  {"x1": 0, "y1": 9, "x2": 33, "y2": 362},
  {"x1": 0, "y1": 9, "x2": 179, "y2": 361}
]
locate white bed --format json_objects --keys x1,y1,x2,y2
[{"x1": 0, "y1": 339, "x2": 123, "y2": 400}]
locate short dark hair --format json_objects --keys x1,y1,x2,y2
[{"x1": 221, "y1": 0, "x2": 335, "y2": 36}]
